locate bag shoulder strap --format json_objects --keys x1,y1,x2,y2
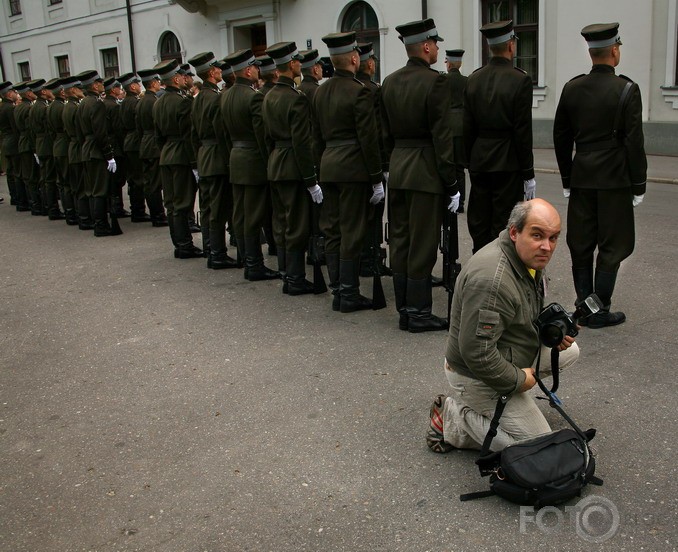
[
  {"x1": 613, "y1": 81, "x2": 633, "y2": 140},
  {"x1": 479, "y1": 395, "x2": 509, "y2": 457}
]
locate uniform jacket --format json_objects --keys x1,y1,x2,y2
[
  {"x1": 62, "y1": 99, "x2": 83, "y2": 164},
  {"x1": 356, "y1": 71, "x2": 387, "y2": 172},
  {"x1": 15, "y1": 100, "x2": 35, "y2": 154},
  {"x1": 299, "y1": 76, "x2": 319, "y2": 103},
  {"x1": 0, "y1": 99, "x2": 20, "y2": 156},
  {"x1": 553, "y1": 64, "x2": 647, "y2": 195},
  {"x1": 262, "y1": 75, "x2": 316, "y2": 185},
  {"x1": 29, "y1": 99, "x2": 54, "y2": 157},
  {"x1": 311, "y1": 69, "x2": 382, "y2": 184},
  {"x1": 463, "y1": 57, "x2": 534, "y2": 179},
  {"x1": 380, "y1": 57, "x2": 457, "y2": 195},
  {"x1": 120, "y1": 93, "x2": 140, "y2": 153},
  {"x1": 191, "y1": 80, "x2": 228, "y2": 177},
  {"x1": 220, "y1": 77, "x2": 266, "y2": 184},
  {"x1": 79, "y1": 91, "x2": 114, "y2": 161},
  {"x1": 446, "y1": 68, "x2": 467, "y2": 138},
  {"x1": 103, "y1": 95, "x2": 125, "y2": 157},
  {"x1": 47, "y1": 97, "x2": 69, "y2": 158},
  {"x1": 153, "y1": 86, "x2": 194, "y2": 167},
  {"x1": 445, "y1": 230, "x2": 544, "y2": 396},
  {"x1": 137, "y1": 91, "x2": 160, "y2": 160}
]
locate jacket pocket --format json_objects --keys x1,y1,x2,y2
[{"x1": 476, "y1": 309, "x2": 500, "y2": 339}]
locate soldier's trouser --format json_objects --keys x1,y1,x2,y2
[
  {"x1": 567, "y1": 187, "x2": 635, "y2": 274},
  {"x1": 388, "y1": 188, "x2": 443, "y2": 280},
  {"x1": 39, "y1": 155, "x2": 61, "y2": 216},
  {"x1": 85, "y1": 159, "x2": 109, "y2": 198},
  {"x1": 270, "y1": 180, "x2": 310, "y2": 253},
  {"x1": 20, "y1": 152, "x2": 41, "y2": 211},
  {"x1": 452, "y1": 136, "x2": 467, "y2": 206},
  {"x1": 232, "y1": 182, "x2": 269, "y2": 242},
  {"x1": 197, "y1": 174, "x2": 212, "y2": 250},
  {"x1": 111, "y1": 154, "x2": 127, "y2": 212},
  {"x1": 319, "y1": 181, "x2": 370, "y2": 260},
  {"x1": 467, "y1": 170, "x2": 523, "y2": 254},
  {"x1": 7, "y1": 154, "x2": 29, "y2": 207},
  {"x1": 161, "y1": 164, "x2": 195, "y2": 249},
  {"x1": 141, "y1": 158, "x2": 164, "y2": 220},
  {"x1": 125, "y1": 151, "x2": 146, "y2": 216}
]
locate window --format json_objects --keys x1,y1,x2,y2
[
  {"x1": 159, "y1": 32, "x2": 182, "y2": 63},
  {"x1": 251, "y1": 24, "x2": 267, "y2": 58},
  {"x1": 55, "y1": 55, "x2": 70, "y2": 77},
  {"x1": 18, "y1": 61, "x2": 31, "y2": 81},
  {"x1": 9, "y1": 0, "x2": 22, "y2": 16},
  {"x1": 101, "y1": 47, "x2": 119, "y2": 78},
  {"x1": 341, "y1": 1, "x2": 380, "y2": 80},
  {"x1": 49, "y1": 0, "x2": 62, "y2": 4},
  {"x1": 482, "y1": 0, "x2": 539, "y2": 83}
]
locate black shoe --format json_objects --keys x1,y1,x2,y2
[
  {"x1": 94, "y1": 227, "x2": 113, "y2": 237},
  {"x1": 16, "y1": 206, "x2": 31, "y2": 212},
  {"x1": 431, "y1": 276, "x2": 444, "y2": 287},
  {"x1": 114, "y1": 209, "x2": 131, "y2": 218},
  {"x1": 49, "y1": 212, "x2": 66, "y2": 220},
  {"x1": 207, "y1": 255, "x2": 239, "y2": 269},
  {"x1": 340, "y1": 294, "x2": 373, "y2": 313},
  {"x1": 131, "y1": 213, "x2": 152, "y2": 223},
  {"x1": 587, "y1": 310, "x2": 626, "y2": 329},
  {"x1": 408, "y1": 315, "x2": 449, "y2": 333},
  {"x1": 152, "y1": 220, "x2": 169, "y2": 227},
  {"x1": 399, "y1": 313, "x2": 409, "y2": 331},
  {"x1": 287, "y1": 279, "x2": 315, "y2": 296},
  {"x1": 189, "y1": 223, "x2": 201, "y2": 234},
  {"x1": 174, "y1": 246, "x2": 203, "y2": 259},
  {"x1": 247, "y1": 266, "x2": 281, "y2": 281}
]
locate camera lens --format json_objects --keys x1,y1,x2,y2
[{"x1": 540, "y1": 321, "x2": 565, "y2": 348}]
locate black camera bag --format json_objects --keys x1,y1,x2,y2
[{"x1": 461, "y1": 348, "x2": 602, "y2": 508}]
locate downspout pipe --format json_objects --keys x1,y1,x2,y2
[
  {"x1": 125, "y1": 0, "x2": 137, "y2": 73},
  {"x1": 421, "y1": 0, "x2": 427, "y2": 19}
]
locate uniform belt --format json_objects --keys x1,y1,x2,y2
[
  {"x1": 575, "y1": 139, "x2": 621, "y2": 152},
  {"x1": 325, "y1": 138, "x2": 358, "y2": 147},
  {"x1": 232, "y1": 140, "x2": 257, "y2": 148},
  {"x1": 275, "y1": 139, "x2": 293, "y2": 148},
  {"x1": 478, "y1": 129, "x2": 512, "y2": 139},
  {"x1": 165, "y1": 136, "x2": 184, "y2": 142},
  {"x1": 394, "y1": 138, "x2": 433, "y2": 148},
  {"x1": 200, "y1": 138, "x2": 219, "y2": 146}
]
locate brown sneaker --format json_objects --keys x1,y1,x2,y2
[{"x1": 427, "y1": 394, "x2": 455, "y2": 453}]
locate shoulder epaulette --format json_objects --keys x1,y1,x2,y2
[
  {"x1": 353, "y1": 77, "x2": 364, "y2": 86},
  {"x1": 619, "y1": 74, "x2": 634, "y2": 83},
  {"x1": 514, "y1": 66, "x2": 527, "y2": 75},
  {"x1": 569, "y1": 74, "x2": 586, "y2": 82},
  {"x1": 471, "y1": 66, "x2": 482, "y2": 74}
]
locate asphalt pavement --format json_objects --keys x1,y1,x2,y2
[{"x1": 0, "y1": 160, "x2": 676, "y2": 552}]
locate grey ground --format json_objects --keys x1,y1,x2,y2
[{"x1": 1, "y1": 150, "x2": 676, "y2": 552}]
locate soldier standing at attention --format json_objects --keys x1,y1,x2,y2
[
  {"x1": 78, "y1": 70, "x2": 119, "y2": 236},
  {"x1": 221, "y1": 49, "x2": 280, "y2": 281},
  {"x1": 119, "y1": 72, "x2": 152, "y2": 223},
  {"x1": 312, "y1": 32, "x2": 383, "y2": 313},
  {"x1": 445, "y1": 49, "x2": 468, "y2": 214},
  {"x1": 103, "y1": 77, "x2": 131, "y2": 219},
  {"x1": 554, "y1": 23, "x2": 647, "y2": 329},
  {"x1": 47, "y1": 78, "x2": 78, "y2": 225},
  {"x1": 298, "y1": 49, "x2": 323, "y2": 102},
  {"x1": 136, "y1": 69, "x2": 168, "y2": 227},
  {"x1": 0, "y1": 82, "x2": 30, "y2": 211},
  {"x1": 380, "y1": 19, "x2": 459, "y2": 333},
  {"x1": 262, "y1": 41, "x2": 323, "y2": 295},
  {"x1": 15, "y1": 81, "x2": 43, "y2": 216},
  {"x1": 179, "y1": 64, "x2": 201, "y2": 235},
  {"x1": 187, "y1": 52, "x2": 238, "y2": 270},
  {"x1": 153, "y1": 59, "x2": 202, "y2": 259},
  {"x1": 464, "y1": 20, "x2": 535, "y2": 254}
]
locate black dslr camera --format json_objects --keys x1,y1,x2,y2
[{"x1": 535, "y1": 294, "x2": 603, "y2": 347}]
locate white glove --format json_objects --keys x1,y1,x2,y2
[
  {"x1": 524, "y1": 178, "x2": 536, "y2": 200},
  {"x1": 632, "y1": 194, "x2": 644, "y2": 207},
  {"x1": 382, "y1": 171, "x2": 389, "y2": 185},
  {"x1": 369, "y1": 183, "x2": 385, "y2": 205},
  {"x1": 308, "y1": 184, "x2": 323, "y2": 204},
  {"x1": 192, "y1": 169, "x2": 199, "y2": 183},
  {"x1": 107, "y1": 158, "x2": 117, "y2": 173},
  {"x1": 448, "y1": 192, "x2": 461, "y2": 213},
  {"x1": 563, "y1": 188, "x2": 570, "y2": 198},
  {"x1": 34, "y1": 153, "x2": 40, "y2": 166}
]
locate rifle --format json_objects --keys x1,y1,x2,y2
[
  {"x1": 371, "y1": 201, "x2": 387, "y2": 310},
  {"x1": 441, "y1": 204, "x2": 461, "y2": 321},
  {"x1": 308, "y1": 201, "x2": 328, "y2": 294}
]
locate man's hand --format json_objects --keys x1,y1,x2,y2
[
  {"x1": 519, "y1": 368, "x2": 537, "y2": 392},
  {"x1": 448, "y1": 192, "x2": 460, "y2": 213},
  {"x1": 107, "y1": 158, "x2": 117, "y2": 173},
  {"x1": 557, "y1": 335, "x2": 576, "y2": 352},
  {"x1": 308, "y1": 184, "x2": 323, "y2": 204},
  {"x1": 192, "y1": 169, "x2": 199, "y2": 183},
  {"x1": 563, "y1": 188, "x2": 570, "y2": 198},
  {"x1": 632, "y1": 194, "x2": 644, "y2": 207},
  {"x1": 524, "y1": 178, "x2": 536, "y2": 200},
  {"x1": 369, "y1": 183, "x2": 384, "y2": 205}
]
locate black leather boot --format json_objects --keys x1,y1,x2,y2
[
  {"x1": 47, "y1": 185, "x2": 65, "y2": 220},
  {"x1": 147, "y1": 189, "x2": 169, "y2": 227},
  {"x1": 393, "y1": 273, "x2": 408, "y2": 331},
  {"x1": 406, "y1": 277, "x2": 448, "y2": 333},
  {"x1": 77, "y1": 197, "x2": 94, "y2": 230},
  {"x1": 339, "y1": 258, "x2": 372, "y2": 313},
  {"x1": 173, "y1": 211, "x2": 203, "y2": 258},
  {"x1": 326, "y1": 252, "x2": 340, "y2": 311},
  {"x1": 589, "y1": 270, "x2": 626, "y2": 328},
  {"x1": 129, "y1": 183, "x2": 151, "y2": 222},
  {"x1": 572, "y1": 266, "x2": 594, "y2": 326},
  {"x1": 277, "y1": 249, "x2": 288, "y2": 294},
  {"x1": 207, "y1": 228, "x2": 237, "y2": 269},
  {"x1": 286, "y1": 250, "x2": 314, "y2": 296},
  {"x1": 201, "y1": 226, "x2": 211, "y2": 260},
  {"x1": 93, "y1": 197, "x2": 113, "y2": 237},
  {"x1": 112, "y1": 195, "x2": 130, "y2": 218},
  {"x1": 244, "y1": 237, "x2": 280, "y2": 281}
]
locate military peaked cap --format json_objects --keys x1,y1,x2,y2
[
  {"x1": 581, "y1": 22, "x2": 622, "y2": 48},
  {"x1": 118, "y1": 72, "x2": 140, "y2": 87},
  {"x1": 480, "y1": 20, "x2": 515, "y2": 45},
  {"x1": 445, "y1": 49, "x2": 465, "y2": 62},
  {"x1": 14, "y1": 82, "x2": 29, "y2": 94},
  {"x1": 321, "y1": 32, "x2": 359, "y2": 56},
  {"x1": 187, "y1": 52, "x2": 218, "y2": 74},
  {"x1": 357, "y1": 42, "x2": 378, "y2": 62},
  {"x1": 103, "y1": 77, "x2": 121, "y2": 91},
  {"x1": 60, "y1": 76, "x2": 81, "y2": 90},
  {"x1": 137, "y1": 69, "x2": 160, "y2": 83},
  {"x1": 27, "y1": 78, "x2": 46, "y2": 93},
  {"x1": 265, "y1": 42, "x2": 304, "y2": 65},
  {"x1": 396, "y1": 18, "x2": 444, "y2": 45},
  {"x1": 0, "y1": 81, "x2": 13, "y2": 95},
  {"x1": 179, "y1": 63, "x2": 194, "y2": 76},
  {"x1": 44, "y1": 78, "x2": 63, "y2": 93},
  {"x1": 223, "y1": 49, "x2": 260, "y2": 72},
  {"x1": 256, "y1": 55, "x2": 276, "y2": 74},
  {"x1": 77, "y1": 70, "x2": 103, "y2": 86},
  {"x1": 155, "y1": 59, "x2": 181, "y2": 80},
  {"x1": 299, "y1": 49, "x2": 321, "y2": 69}
]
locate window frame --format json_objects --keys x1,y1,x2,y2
[
  {"x1": 341, "y1": 1, "x2": 381, "y2": 81},
  {"x1": 159, "y1": 31, "x2": 182, "y2": 64},
  {"x1": 55, "y1": 55, "x2": 70, "y2": 78},
  {"x1": 18, "y1": 61, "x2": 31, "y2": 81},
  {"x1": 100, "y1": 47, "x2": 120, "y2": 78},
  {"x1": 9, "y1": 0, "x2": 22, "y2": 16}
]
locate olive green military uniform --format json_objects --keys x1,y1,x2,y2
[
  {"x1": 120, "y1": 91, "x2": 150, "y2": 222},
  {"x1": 463, "y1": 57, "x2": 534, "y2": 253},
  {"x1": 298, "y1": 76, "x2": 319, "y2": 103},
  {"x1": 0, "y1": 97, "x2": 29, "y2": 209},
  {"x1": 137, "y1": 91, "x2": 166, "y2": 224},
  {"x1": 103, "y1": 94, "x2": 129, "y2": 217},
  {"x1": 48, "y1": 96, "x2": 77, "y2": 223},
  {"x1": 446, "y1": 67, "x2": 468, "y2": 210},
  {"x1": 15, "y1": 100, "x2": 42, "y2": 214},
  {"x1": 63, "y1": 95, "x2": 92, "y2": 228},
  {"x1": 30, "y1": 97, "x2": 62, "y2": 218}
]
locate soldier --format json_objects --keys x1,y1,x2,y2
[
  {"x1": 464, "y1": 20, "x2": 535, "y2": 253},
  {"x1": 153, "y1": 59, "x2": 202, "y2": 259},
  {"x1": 136, "y1": 69, "x2": 168, "y2": 227},
  {"x1": 381, "y1": 18, "x2": 459, "y2": 333},
  {"x1": 103, "y1": 77, "x2": 131, "y2": 219},
  {"x1": 220, "y1": 48, "x2": 280, "y2": 281},
  {"x1": 187, "y1": 51, "x2": 238, "y2": 270},
  {"x1": 47, "y1": 77, "x2": 78, "y2": 225},
  {"x1": 15, "y1": 81, "x2": 43, "y2": 216},
  {"x1": 262, "y1": 41, "x2": 323, "y2": 295},
  {"x1": 0, "y1": 81, "x2": 30, "y2": 211},
  {"x1": 445, "y1": 49, "x2": 468, "y2": 214},
  {"x1": 119, "y1": 72, "x2": 152, "y2": 223},
  {"x1": 78, "y1": 70, "x2": 119, "y2": 236},
  {"x1": 179, "y1": 63, "x2": 201, "y2": 235},
  {"x1": 355, "y1": 42, "x2": 390, "y2": 278},
  {"x1": 553, "y1": 23, "x2": 647, "y2": 328},
  {"x1": 298, "y1": 49, "x2": 323, "y2": 102},
  {"x1": 221, "y1": 61, "x2": 236, "y2": 90},
  {"x1": 311, "y1": 32, "x2": 383, "y2": 312},
  {"x1": 62, "y1": 77, "x2": 94, "y2": 230}
]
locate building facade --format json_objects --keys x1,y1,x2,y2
[{"x1": 1, "y1": 0, "x2": 677, "y2": 153}]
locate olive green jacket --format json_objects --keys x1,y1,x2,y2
[
  {"x1": 192, "y1": 80, "x2": 228, "y2": 177},
  {"x1": 153, "y1": 86, "x2": 194, "y2": 167}
]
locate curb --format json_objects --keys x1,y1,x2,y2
[{"x1": 535, "y1": 167, "x2": 677, "y2": 185}]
